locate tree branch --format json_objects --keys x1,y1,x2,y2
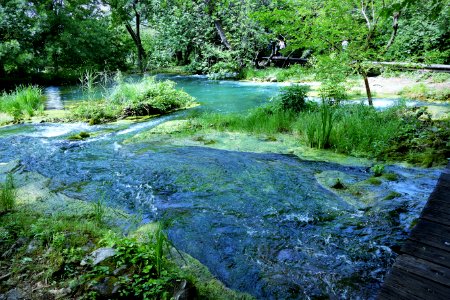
[
  {"x1": 385, "y1": 11, "x2": 400, "y2": 52},
  {"x1": 361, "y1": 0, "x2": 371, "y2": 29}
]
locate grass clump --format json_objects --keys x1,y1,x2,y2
[
  {"x1": 0, "y1": 173, "x2": 16, "y2": 212},
  {"x1": 370, "y1": 164, "x2": 385, "y2": 177},
  {"x1": 71, "y1": 77, "x2": 196, "y2": 124},
  {"x1": 0, "y1": 86, "x2": 44, "y2": 121}
]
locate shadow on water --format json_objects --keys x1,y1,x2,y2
[{"x1": 0, "y1": 118, "x2": 441, "y2": 299}]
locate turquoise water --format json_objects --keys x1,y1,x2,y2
[{"x1": 1, "y1": 76, "x2": 443, "y2": 299}]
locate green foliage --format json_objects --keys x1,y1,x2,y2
[
  {"x1": 92, "y1": 196, "x2": 105, "y2": 225},
  {"x1": 91, "y1": 227, "x2": 176, "y2": 299},
  {"x1": 0, "y1": 173, "x2": 16, "y2": 212},
  {"x1": 278, "y1": 85, "x2": 310, "y2": 112},
  {"x1": 0, "y1": 86, "x2": 44, "y2": 120},
  {"x1": 327, "y1": 105, "x2": 403, "y2": 157}
]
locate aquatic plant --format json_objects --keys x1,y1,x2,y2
[
  {"x1": 370, "y1": 164, "x2": 385, "y2": 177},
  {"x1": 0, "y1": 86, "x2": 44, "y2": 120},
  {"x1": 0, "y1": 173, "x2": 16, "y2": 212},
  {"x1": 92, "y1": 196, "x2": 105, "y2": 224}
]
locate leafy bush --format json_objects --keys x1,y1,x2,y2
[
  {"x1": 277, "y1": 85, "x2": 310, "y2": 112},
  {"x1": 0, "y1": 86, "x2": 44, "y2": 120}
]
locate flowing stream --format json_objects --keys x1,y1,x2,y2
[{"x1": 0, "y1": 76, "x2": 443, "y2": 299}]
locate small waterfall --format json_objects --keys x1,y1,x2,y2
[{"x1": 44, "y1": 86, "x2": 64, "y2": 110}]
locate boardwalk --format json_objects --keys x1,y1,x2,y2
[{"x1": 378, "y1": 163, "x2": 450, "y2": 300}]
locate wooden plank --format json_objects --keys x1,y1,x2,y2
[
  {"x1": 424, "y1": 192, "x2": 450, "y2": 204},
  {"x1": 408, "y1": 220, "x2": 450, "y2": 252},
  {"x1": 380, "y1": 267, "x2": 450, "y2": 300},
  {"x1": 394, "y1": 255, "x2": 450, "y2": 287},
  {"x1": 421, "y1": 207, "x2": 450, "y2": 226},
  {"x1": 401, "y1": 238, "x2": 450, "y2": 269},
  {"x1": 378, "y1": 286, "x2": 412, "y2": 300},
  {"x1": 423, "y1": 199, "x2": 450, "y2": 212}
]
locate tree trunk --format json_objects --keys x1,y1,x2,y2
[
  {"x1": 363, "y1": 74, "x2": 373, "y2": 106},
  {"x1": 125, "y1": 21, "x2": 146, "y2": 73},
  {"x1": 214, "y1": 20, "x2": 232, "y2": 50},
  {"x1": 122, "y1": 1, "x2": 147, "y2": 73}
]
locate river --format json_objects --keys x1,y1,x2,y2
[{"x1": 0, "y1": 75, "x2": 443, "y2": 299}]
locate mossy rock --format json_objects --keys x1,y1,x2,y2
[{"x1": 67, "y1": 131, "x2": 91, "y2": 141}]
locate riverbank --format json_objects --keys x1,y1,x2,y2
[
  {"x1": 0, "y1": 160, "x2": 252, "y2": 299},
  {"x1": 241, "y1": 67, "x2": 450, "y2": 101}
]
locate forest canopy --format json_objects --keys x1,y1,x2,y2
[{"x1": 0, "y1": 0, "x2": 448, "y2": 79}]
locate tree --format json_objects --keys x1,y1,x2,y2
[
  {"x1": 107, "y1": 0, "x2": 149, "y2": 73},
  {"x1": 252, "y1": 0, "x2": 420, "y2": 105}
]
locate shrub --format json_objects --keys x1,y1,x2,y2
[{"x1": 277, "y1": 85, "x2": 310, "y2": 112}]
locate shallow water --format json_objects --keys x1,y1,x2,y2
[{"x1": 1, "y1": 77, "x2": 444, "y2": 299}]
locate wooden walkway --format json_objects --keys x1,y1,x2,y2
[{"x1": 378, "y1": 163, "x2": 450, "y2": 300}]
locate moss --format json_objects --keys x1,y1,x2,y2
[
  {"x1": 383, "y1": 191, "x2": 402, "y2": 200},
  {"x1": 382, "y1": 173, "x2": 398, "y2": 181},
  {"x1": 366, "y1": 177, "x2": 382, "y2": 185},
  {"x1": 67, "y1": 131, "x2": 91, "y2": 141}
]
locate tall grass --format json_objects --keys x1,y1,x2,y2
[
  {"x1": 192, "y1": 101, "x2": 406, "y2": 159},
  {"x1": 328, "y1": 105, "x2": 402, "y2": 156},
  {"x1": 0, "y1": 86, "x2": 44, "y2": 120},
  {"x1": 1, "y1": 173, "x2": 16, "y2": 212},
  {"x1": 302, "y1": 104, "x2": 334, "y2": 149},
  {"x1": 197, "y1": 107, "x2": 297, "y2": 134}
]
